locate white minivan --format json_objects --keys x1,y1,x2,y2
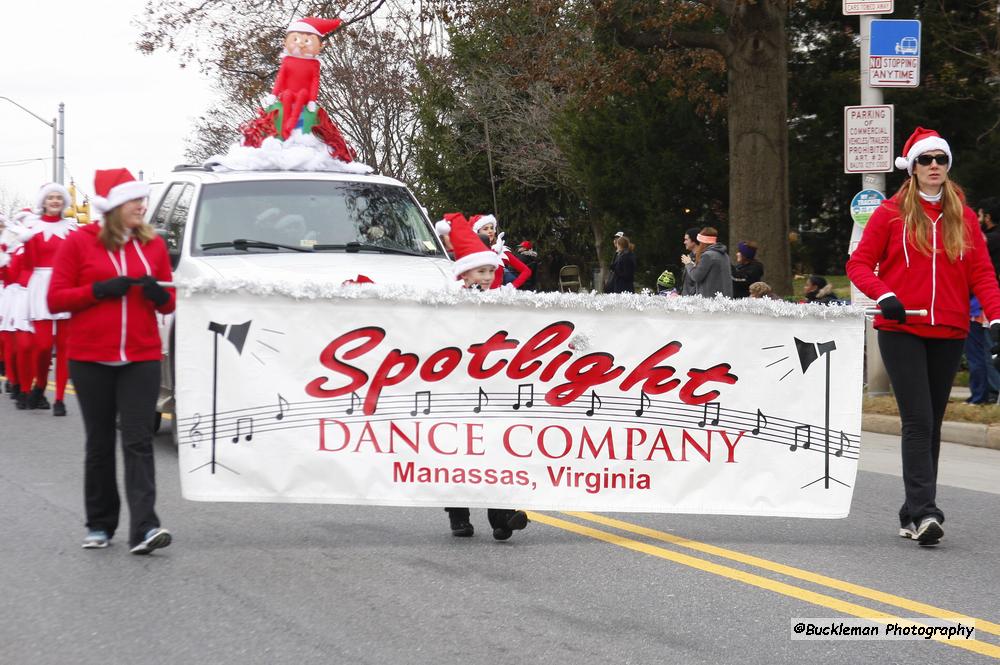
[{"x1": 147, "y1": 166, "x2": 454, "y2": 434}]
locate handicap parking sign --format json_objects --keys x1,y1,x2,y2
[{"x1": 869, "y1": 19, "x2": 921, "y2": 87}]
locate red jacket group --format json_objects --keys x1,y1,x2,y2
[
  {"x1": 847, "y1": 195, "x2": 1000, "y2": 339},
  {"x1": 47, "y1": 224, "x2": 175, "y2": 362}
]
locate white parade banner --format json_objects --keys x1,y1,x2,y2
[{"x1": 174, "y1": 281, "x2": 865, "y2": 518}]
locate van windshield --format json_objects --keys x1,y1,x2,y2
[{"x1": 192, "y1": 180, "x2": 444, "y2": 256}]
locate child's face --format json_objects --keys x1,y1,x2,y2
[
  {"x1": 461, "y1": 265, "x2": 496, "y2": 289},
  {"x1": 285, "y1": 31, "x2": 322, "y2": 57},
  {"x1": 480, "y1": 223, "x2": 496, "y2": 241}
]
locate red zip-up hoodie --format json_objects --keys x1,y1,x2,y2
[
  {"x1": 846, "y1": 195, "x2": 1000, "y2": 338},
  {"x1": 47, "y1": 223, "x2": 175, "y2": 362}
]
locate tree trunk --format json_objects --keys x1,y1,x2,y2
[
  {"x1": 726, "y1": 3, "x2": 791, "y2": 295},
  {"x1": 591, "y1": 213, "x2": 608, "y2": 291}
]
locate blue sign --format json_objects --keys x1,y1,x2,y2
[
  {"x1": 850, "y1": 189, "x2": 885, "y2": 227},
  {"x1": 871, "y1": 19, "x2": 920, "y2": 57},
  {"x1": 869, "y1": 19, "x2": 921, "y2": 87}
]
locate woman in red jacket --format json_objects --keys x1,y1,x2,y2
[
  {"x1": 48, "y1": 168, "x2": 175, "y2": 554},
  {"x1": 847, "y1": 127, "x2": 1000, "y2": 547}
]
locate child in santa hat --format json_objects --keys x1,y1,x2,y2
[
  {"x1": 0, "y1": 211, "x2": 34, "y2": 403},
  {"x1": 443, "y1": 216, "x2": 530, "y2": 539},
  {"x1": 469, "y1": 214, "x2": 533, "y2": 289}
]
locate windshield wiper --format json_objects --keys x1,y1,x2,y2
[
  {"x1": 200, "y1": 238, "x2": 313, "y2": 253},
  {"x1": 311, "y1": 241, "x2": 430, "y2": 257}
]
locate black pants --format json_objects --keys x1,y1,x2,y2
[
  {"x1": 878, "y1": 331, "x2": 964, "y2": 527},
  {"x1": 445, "y1": 507, "x2": 516, "y2": 530},
  {"x1": 70, "y1": 360, "x2": 162, "y2": 546}
]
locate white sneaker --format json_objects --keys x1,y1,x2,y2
[
  {"x1": 82, "y1": 530, "x2": 109, "y2": 549},
  {"x1": 915, "y1": 517, "x2": 943, "y2": 546},
  {"x1": 130, "y1": 527, "x2": 172, "y2": 555},
  {"x1": 899, "y1": 522, "x2": 917, "y2": 539}
]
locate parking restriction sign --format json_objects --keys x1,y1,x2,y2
[
  {"x1": 869, "y1": 19, "x2": 921, "y2": 87},
  {"x1": 844, "y1": 105, "x2": 894, "y2": 173},
  {"x1": 843, "y1": 0, "x2": 893, "y2": 15}
]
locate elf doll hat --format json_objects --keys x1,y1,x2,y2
[
  {"x1": 287, "y1": 17, "x2": 343, "y2": 36},
  {"x1": 92, "y1": 169, "x2": 150, "y2": 214},
  {"x1": 450, "y1": 215, "x2": 500, "y2": 278},
  {"x1": 895, "y1": 127, "x2": 952, "y2": 175}
]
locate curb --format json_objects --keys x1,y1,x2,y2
[{"x1": 862, "y1": 414, "x2": 1000, "y2": 451}]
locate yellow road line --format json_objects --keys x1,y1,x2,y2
[
  {"x1": 566, "y1": 511, "x2": 1000, "y2": 637},
  {"x1": 526, "y1": 511, "x2": 1000, "y2": 659}
]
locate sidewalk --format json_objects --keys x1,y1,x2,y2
[{"x1": 862, "y1": 386, "x2": 1000, "y2": 451}]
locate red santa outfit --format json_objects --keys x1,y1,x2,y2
[
  {"x1": 270, "y1": 17, "x2": 342, "y2": 139},
  {"x1": 469, "y1": 214, "x2": 532, "y2": 289},
  {"x1": 20, "y1": 183, "x2": 77, "y2": 412},
  {"x1": 2, "y1": 211, "x2": 36, "y2": 406}
]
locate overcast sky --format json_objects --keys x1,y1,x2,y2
[{"x1": 1, "y1": 1, "x2": 215, "y2": 211}]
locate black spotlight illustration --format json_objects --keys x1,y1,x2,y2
[
  {"x1": 794, "y1": 337, "x2": 848, "y2": 490},
  {"x1": 191, "y1": 320, "x2": 251, "y2": 475}
]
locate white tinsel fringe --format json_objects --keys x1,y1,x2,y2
[
  {"x1": 175, "y1": 276, "x2": 866, "y2": 321},
  {"x1": 204, "y1": 132, "x2": 373, "y2": 174}
]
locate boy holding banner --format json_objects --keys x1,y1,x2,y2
[{"x1": 443, "y1": 215, "x2": 529, "y2": 540}]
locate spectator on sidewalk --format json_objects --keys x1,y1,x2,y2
[
  {"x1": 605, "y1": 234, "x2": 636, "y2": 294},
  {"x1": 748, "y1": 281, "x2": 777, "y2": 299},
  {"x1": 680, "y1": 227, "x2": 732, "y2": 298},
  {"x1": 516, "y1": 240, "x2": 538, "y2": 291},
  {"x1": 803, "y1": 275, "x2": 842, "y2": 304},
  {"x1": 679, "y1": 227, "x2": 700, "y2": 296},
  {"x1": 964, "y1": 296, "x2": 999, "y2": 404},
  {"x1": 731, "y1": 240, "x2": 764, "y2": 298}
]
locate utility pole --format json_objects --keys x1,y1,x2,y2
[{"x1": 0, "y1": 97, "x2": 65, "y2": 184}]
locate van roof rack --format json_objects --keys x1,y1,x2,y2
[{"x1": 172, "y1": 164, "x2": 211, "y2": 172}]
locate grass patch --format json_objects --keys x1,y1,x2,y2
[{"x1": 864, "y1": 395, "x2": 1000, "y2": 424}]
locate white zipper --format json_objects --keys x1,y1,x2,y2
[
  {"x1": 106, "y1": 243, "x2": 131, "y2": 361},
  {"x1": 930, "y1": 214, "x2": 941, "y2": 325}
]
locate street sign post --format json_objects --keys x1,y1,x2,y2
[
  {"x1": 844, "y1": 105, "x2": 894, "y2": 173},
  {"x1": 843, "y1": 0, "x2": 893, "y2": 15},
  {"x1": 869, "y1": 19, "x2": 920, "y2": 87}
]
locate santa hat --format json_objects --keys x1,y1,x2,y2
[
  {"x1": 470, "y1": 214, "x2": 497, "y2": 234},
  {"x1": 34, "y1": 182, "x2": 71, "y2": 215},
  {"x1": 450, "y1": 216, "x2": 500, "y2": 278},
  {"x1": 93, "y1": 168, "x2": 150, "y2": 214},
  {"x1": 519, "y1": 240, "x2": 533, "y2": 250},
  {"x1": 287, "y1": 17, "x2": 343, "y2": 36},
  {"x1": 895, "y1": 127, "x2": 952, "y2": 175}
]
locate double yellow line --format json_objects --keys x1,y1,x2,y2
[{"x1": 527, "y1": 511, "x2": 1000, "y2": 658}]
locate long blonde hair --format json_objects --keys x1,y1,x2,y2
[
  {"x1": 99, "y1": 207, "x2": 156, "y2": 250},
  {"x1": 897, "y1": 177, "x2": 968, "y2": 262}
]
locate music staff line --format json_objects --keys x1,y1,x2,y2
[
  {"x1": 175, "y1": 392, "x2": 860, "y2": 459},
  {"x1": 174, "y1": 390, "x2": 862, "y2": 449}
]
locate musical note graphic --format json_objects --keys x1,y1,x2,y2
[
  {"x1": 513, "y1": 383, "x2": 534, "y2": 410},
  {"x1": 751, "y1": 409, "x2": 769, "y2": 436},
  {"x1": 232, "y1": 416, "x2": 254, "y2": 443},
  {"x1": 698, "y1": 402, "x2": 720, "y2": 427},
  {"x1": 346, "y1": 392, "x2": 360, "y2": 415},
  {"x1": 634, "y1": 392, "x2": 651, "y2": 417},
  {"x1": 836, "y1": 431, "x2": 847, "y2": 457},
  {"x1": 585, "y1": 391, "x2": 603, "y2": 417},
  {"x1": 473, "y1": 387, "x2": 489, "y2": 413},
  {"x1": 275, "y1": 393, "x2": 290, "y2": 421},
  {"x1": 410, "y1": 390, "x2": 432, "y2": 416},
  {"x1": 791, "y1": 424, "x2": 811, "y2": 452},
  {"x1": 188, "y1": 413, "x2": 203, "y2": 448}
]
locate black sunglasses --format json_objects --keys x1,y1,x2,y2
[{"x1": 916, "y1": 154, "x2": 949, "y2": 166}]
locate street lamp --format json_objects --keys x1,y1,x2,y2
[{"x1": 0, "y1": 97, "x2": 64, "y2": 184}]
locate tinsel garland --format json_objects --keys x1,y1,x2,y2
[{"x1": 175, "y1": 276, "x2": 866, "y2": 321}]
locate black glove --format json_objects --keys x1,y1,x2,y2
[
  {"x1": 990, "y1": 321, "x2": 1000, "y2": 355},
  {"x1": 92, "y1": 276, "x2": 134, "y2": 299},
  {"x1": 878, "y1": 295, "x2": 906, "y2": 323},
  {"x1": 139, "y1": 275, "x2": 170, "y2": 307}
]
